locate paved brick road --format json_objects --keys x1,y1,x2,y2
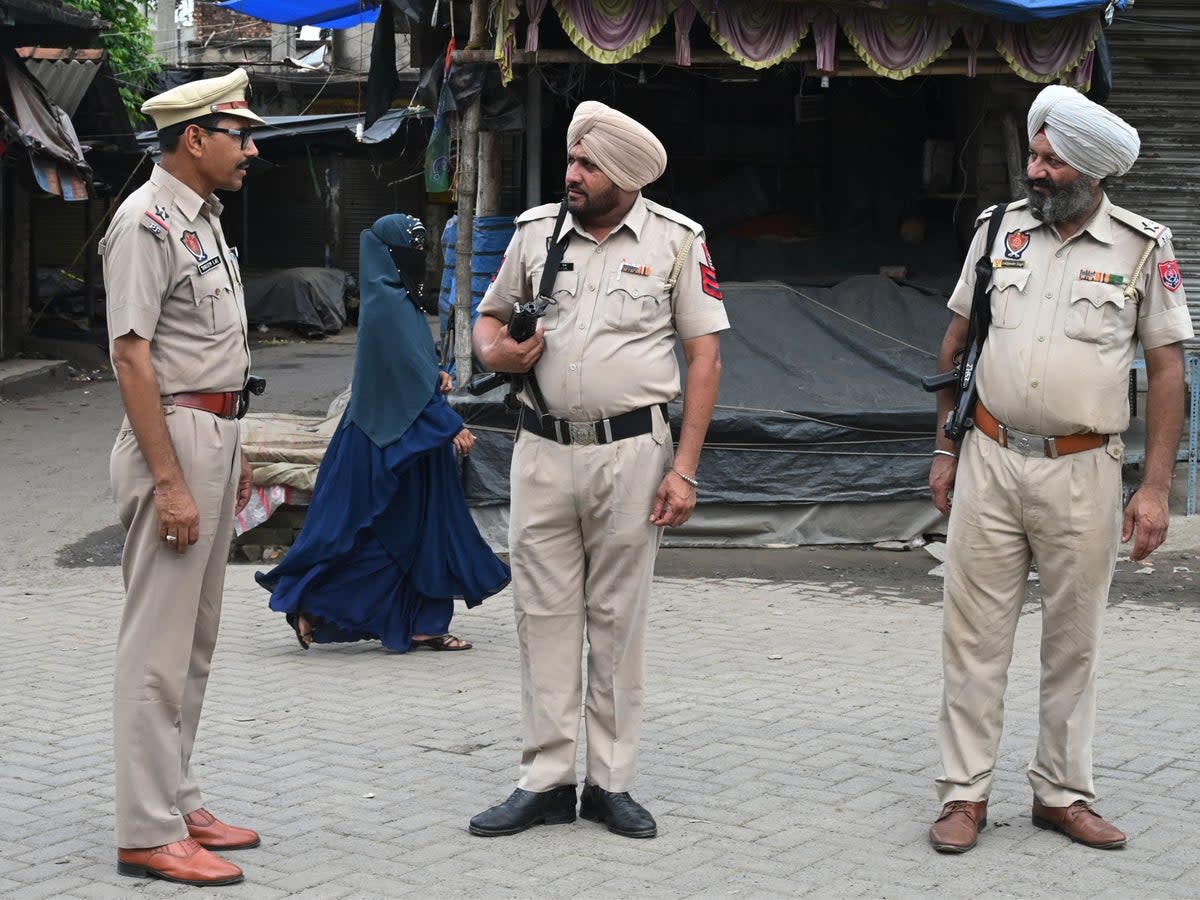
[{"x1": 2, "y1": 565, "x2": 1198, "y2": 898}]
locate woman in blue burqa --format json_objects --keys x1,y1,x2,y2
[{"x1": 257, "y1": 214, "x2": 509, "y2": 652}]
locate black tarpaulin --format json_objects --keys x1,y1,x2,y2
[{"x1": 453, "y1": 275, "x2": 952, "y2": 507}]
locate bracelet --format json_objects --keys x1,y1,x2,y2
[
  {"x1": 671, "y1": 467, "x2": 699, "y2": 489},
  {"x1": 932, "y1": 449, "x2": 959, "y2": 460}
]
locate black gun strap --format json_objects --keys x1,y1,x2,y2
[
  {"x1": 965, "y1": 202, "x2": 1008, "y2": 354},
  {"x1": 520, "y1": 200, "x2": 571, "y2": 422}
]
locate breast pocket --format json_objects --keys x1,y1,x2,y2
[
  {"x1": 525, "y1": 265, "x2": 575, "y2": 332},
  {"x1": 988, "y1": 268, "x2": 1030, "y2": 330},
  {"x1": 603, "y1": 273, "x2": 670, "y2": 333},
  {"x1": 189, "y1": 273, "x2": 238, "y2": 335},
  {"x1": 1064, "y1": 281, "x2": 1129, "y2": 345}
]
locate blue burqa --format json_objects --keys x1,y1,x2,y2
[{"x1": 256, "y1": 214, "x2": 510, "y2": 650}]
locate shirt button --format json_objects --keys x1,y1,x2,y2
[
  {"x1": 594, "y1": 247, "x2": 602, "y2": 254},
  {"x1": 1031, "y1": 380, "x2": 1039, "y2": 388},
  {"x1": 578, "y1": 323, "x2": 586, "y2": 330},
  {"x1": 1044, "y1": 292, "x2": 1053, "y2": 299},
  {"x1": 1037, "y1": 335, "x2": 1045, "y2": 342},
  {"x1": 569, "y1": 363, "x2": 577, "y2": 371},
  {"x1": 588, "y1": 283, "x2": 596, "y2": 292}
]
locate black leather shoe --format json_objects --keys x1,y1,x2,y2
[
  {"x1": 468, "y1": 786, "x2": 577, "y2": 837},
  {"x1": 579, "y1": 783, "x2": 657, "y2": 838}
]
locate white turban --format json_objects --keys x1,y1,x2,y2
[
  {"x1": 1027, "y1": 84, "x2": 1140, "y2": 179},
  {"x1": 566, "y1": 101, "x2": 667, "y2": 192}
]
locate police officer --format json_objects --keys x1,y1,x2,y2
[
  {"x1": 468, "y1": 101, "x2": 728, "y2": 839},
  {"x1": 103, "y1": 69, "x2": 262, "y2": 885},
  {"x1": 928, "y1": 85, "x2": 1193, "y2": 854}
]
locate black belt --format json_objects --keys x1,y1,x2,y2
[{"x1": 519, "y1": 403, "x2": 666, "y2": 446}]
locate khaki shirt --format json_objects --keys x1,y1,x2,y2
[
  {"x1": 479, "y1": 194, "x2": 730, "y2": 420},
  {"x1": 949, "y1": 195, "x2": 1193, "y2": 436},
  {"x1": 100, "y1": 165, "x2": 250, "y2": 396}
]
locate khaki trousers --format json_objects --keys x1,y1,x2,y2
[
  {"x1": 111, "y1": 406, "x2": 240, "y2": 848},
  {"x1": 937, "y1": 428, "x2": 1122, "y2": 807},
  {"x1": 509, "y1": 414, "x2": 671, "y2": 793}
]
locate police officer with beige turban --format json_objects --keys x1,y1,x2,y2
[
  {"x1": 928, "y1": 85, "x2": 1193, "y2": 854},
  {"x1": 103, "y1": 69, "x2": 263, "y2": 885},
  {"x1": 469, "y1": 101, "x2": 728, "y2": 838}
]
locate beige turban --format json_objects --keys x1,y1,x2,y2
[
  {"x1": 1027, "y1": 84, "x2": 1140, "y2": 180},
  {"x1": 566, "y1": 101, "x2": 667, "y2": 192}
]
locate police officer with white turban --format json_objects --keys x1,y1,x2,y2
[
  {"x1": 103, "y1": 69, "x2": 262, "y2": 885},
  {"x1": 469, "y1": 101, "x2": 729, "y2": 838},
  {"x1": 927, "y1": 84, "x2": 1193, "y2": 854}
]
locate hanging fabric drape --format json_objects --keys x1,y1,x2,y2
[
  {"x1": 489, "y1": 2, "x2": 1110, "y2": 89},
  {"x1": 694, "y1": 0, "x2": 812, "y2": 71},
  {"x1": 996, "y1": 15, "x2": 1102, "y2": 89},
  {"x1": 842, "y1": 9, "x2": 956, "y2": 80},
  {"x1": 550, "y1": 0, "x2": 680, "y2": 64}
]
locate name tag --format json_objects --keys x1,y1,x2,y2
[
  {"x1": 620, "y1": 262, "x2": 651, "y2": 277},
  {"x1": 197, "y1": 256, "x2": 222, "y2": 275},
  {"x1": 558, "y1": 262, "x2": 573, "y2": 271},
  {"x1": 992, "y1": 259, "x2": 1025, "y2": 269}
]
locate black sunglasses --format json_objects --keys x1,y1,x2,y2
[{"x1": 201, "y1": 125, "x2": 255, "y2": 150}]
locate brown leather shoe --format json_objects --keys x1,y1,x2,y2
[
  {"x1": 929, "y1": 800, "x2": 988, "y2": 853},
  {"x1": 184, "y1": 808, "x2": 261, "y2": 850},
  {"x1": 1032, "y1": 799, "x2": 1126, "y2": 849},
  {"x1": 117, "y1": 837, "x2": 243, "y2": 885}
]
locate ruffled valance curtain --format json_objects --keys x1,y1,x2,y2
[
  {"x1": 491, "y1": 1, "x2": 1105, "y2": 91},
  {"x1": 842, "y1": 9, "x2": 956, "y2": 80},
  {"x1": 996, "y1": 15, "x2": 1101, "y2": 89},
  {"x1": 692, "y1": 0, "x2": 812, "y2": 71},
  {"x1": 550, "y1": 0, "x2": 680, "y2": 63}
]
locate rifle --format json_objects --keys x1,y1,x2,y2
[
  {"x1": 466, "y1": 200, "x2": 569, "y2": 415},
  {"x1": 921, "y1": 202, "x2": 1008, "y2": 442}
]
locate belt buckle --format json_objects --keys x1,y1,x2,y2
[
  {"x1": 568, "y1": 421, "x2": 598, "y2": 446},
  {"x1": 1003, "y1": 424, "x2": 1046, "y2": 458}
]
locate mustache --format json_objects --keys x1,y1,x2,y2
[{"x1": 1022, "y1": 174, "x2": 1056, "y2": 193}]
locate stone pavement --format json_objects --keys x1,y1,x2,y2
[{"x1": 2, "y1": 564, "x2": 1199, "y2": 899}]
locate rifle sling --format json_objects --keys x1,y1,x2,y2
[
  {"x1": 965, "y1": 202, "x2": 1008, "y2": 362},
  {"x1": 517, "y1": 200, "x2": 570, "y2": 423}
]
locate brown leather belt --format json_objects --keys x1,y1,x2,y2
[
  {"x1": 975, "y1": 402, "x2": 1108, "y2": 459},
  {"x1": 171, "y1": 391, "x2": 240, "y2": 419}
]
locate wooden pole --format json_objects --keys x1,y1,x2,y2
[
  {"x1": 1002, "y1": 111, "x2": 1024, "y2": 198},
  {"x1": 525, "y1": 69, "x2": 543, "y2": 207},
  {"x1": 453, "y1": 0, "x2": 487, "y2": 383},
  {"x1": 477, "y1": 132, "x2": 501, "y2": 216}
]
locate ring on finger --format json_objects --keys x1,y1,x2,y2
[{"x1": 165, "y1": 535, "x2": 178, "y2": 543}]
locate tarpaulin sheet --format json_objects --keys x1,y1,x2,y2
[
  {"x1": 950, "y1": 0, "x2": 1127, "y2": 21},
  {"x1": 243, "y1": 267, "x2": 353, "y2": 336},
  {"x1": 452, "y1": 276, "x2": 951, "y2": 507},
  {"x1": 218, "y1": 0, "x2": 378, "y2": 29}
]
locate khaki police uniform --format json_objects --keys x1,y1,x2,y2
[
  {"x1": 479, "y1": 194, "x2": 729, "y2": 792},
  {"x1": 102, "y1": 164, "x2": 250, "y2": 848},
  {"x1": 937, "y1": 195, "x2": 1193, "y2": 807}
]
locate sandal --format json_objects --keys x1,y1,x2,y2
[
  {"x1": 410, "y1": 633, "x2": 472, "y2": 652},
  {"x1": 287, "y1": 613, "x2": 316, "y2": 650}
]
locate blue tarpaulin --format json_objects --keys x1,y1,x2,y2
[
  {"x1": 218, "y1": 0, "x2": 379, "y2": 29},
  {"x1": 952, "y1": 0, "x2": 1127, "y2": 21}
]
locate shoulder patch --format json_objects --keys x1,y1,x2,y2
[
  {"x1": 1109, "y1": 205, "x2": 1172, "y2": 247},
  {"x1": 139, "y1": 209, "x2": 169, "y2": 240},
  {"x1": 974, "y1": 198, "x2": 1028, "y2": 228},
  {"x1": 643, "y1": 198, "x2": 703, "y2": 236},
  {"x1": 515, "y1": 202, "x2": 561, "y2": 225}
]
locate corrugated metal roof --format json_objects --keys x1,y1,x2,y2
[
  {"x1": 134, "y1": 107, "x2": 428, "y2": 152},
  {"x1": 19, "y1": 50, "x2": 101, "y2": 117}
]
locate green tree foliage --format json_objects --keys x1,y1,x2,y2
[{"x1": 65, "y1": 0, "x2": 162, "y2": 124}]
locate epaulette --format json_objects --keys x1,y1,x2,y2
[
  {"x1": 138, "y1": 204, "x2": 171, "y2": 241},
  {"x1": 643, "y1": 198, "x2": 703, "y2": 236},
  {"x1": 974, "y1": 198, "x2": 1028, "y2": 228},
  {"x1": 1108, "y1": 204, "x2": 1172, "y2": 247},
  {"x1": 515, "y1": 203, "x2": 561, "y2": 225}
]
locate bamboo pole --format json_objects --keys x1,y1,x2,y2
[{"x1": 452, "y1": 0, "x2": 487, "y2": 384}]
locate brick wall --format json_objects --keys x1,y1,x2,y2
[{"x1": 193, "y1": 3, "x2": 272, "y2": 42}]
